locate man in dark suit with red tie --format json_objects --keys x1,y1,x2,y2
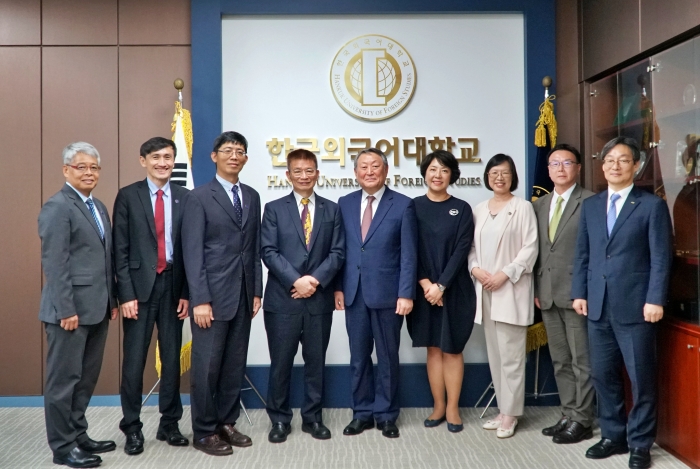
[
  {"x1": 182, "y1": 131, "x2": 262, "y2": 456},
  {"x1": 113, "y1": 137, "x2": 190, "y2": 455},
  {"x1": 261, "y1": 149, "x2": 345, "y2": 443}
]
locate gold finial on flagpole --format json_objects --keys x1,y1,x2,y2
[
  {"x1": 542, "y1": 76, "x2": 552, "y2": 99},
  {"x1": 174, "y1": 78, "x2": 184, "y2": 104}
]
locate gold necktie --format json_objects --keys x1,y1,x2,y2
[
  {"x1": 549, "y1": 196, "x2": 564, "y2": 242},
  {"x1": 301, "y1": 198, "x2": 312, "y2": 248}
]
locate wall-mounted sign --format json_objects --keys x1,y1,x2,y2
[{"x1": 330, "y1": 34, "x2": 417, "y2": 121}]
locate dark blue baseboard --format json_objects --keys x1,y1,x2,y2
[{"x1": 1, "y1": 347, "x2": 560, "y2": 409}]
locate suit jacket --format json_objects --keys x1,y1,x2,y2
[
  {"x1": 467, "y1": 196, "x2": 538, "y2": 326},
  {"x1": 181, "y1": 177, "x2": 262, "y2": 321},
  {"x1": 38, "y1": 184, "x2": 117, "y2": 325},
  {"x1": 261, "y1": 192, "x2": 345, "y2": 315},
  {"x1": 336, "y1": 186, "x2": 417, "y2": 309},
  {"x1": 571, "y1": 186, "x2": 673, "y2": 324},
  {"x1": 113, "y1": 179, "x2": 189, "y2": 305},
  {"x1": 533, "y1": 184, "x2": 595, "y2": 310}
]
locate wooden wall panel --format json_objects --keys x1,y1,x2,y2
[
  {"x1": 641, "y1": 0, "x2": 700, "y2": 52},
  {"x1": 42, "y1": 46, "x2": 121, "y2": 394},
  {"x1": 42, "y1": 0, "x2": 118, "y2": 45},
  {"x1": 118, "y1": 46, "x2": 192, "y2": 188},
  {"x1": 581, "y1": 0, "x2": 640, "y2": 80},
  {"x1": 0, "y1": 48, "x2": 43, "y2": 395},
  {"x1": 119, "y1": 0, "x2": 191, "y2": 45},
  {"x1": 555, "y1": 0, "x2": 581, "y2": 149},
  {"x1": 0, "y1": 0, "x2": 40, "y2": 45}
]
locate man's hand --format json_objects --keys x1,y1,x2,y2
[
  {"x1": 424, "y1": 284, "x2": 444, "y2": 305},
  {"x1": 111, "y1": 308, "x2": 118, "y2": 320},
  {"x1": 193, "y1": 303, "x2": 214, "y2": 328},
  {"x1": 252, "y1": 296, "x2": 262, "y2": 318},
  {"x1": 534, "y1": 297, "x2": 541, "y2": 309},
  {"x1": 177, "y1": 299, "x2": 189, "y2": 319},
  {"x1": 471, "y1": 267, "x2": 492, "y2": 285},
  {"x1": 60, "y1": 315, "x2": 79, "y2": 331},
  {"x1": 120, "y1": 300, "x2": 138, "y2": 319},
  {"x1": 334, "y1": 291, "x2": 345, "y2": 310},
  {"x1": 573, "y1": 299, "x2": 588, "y2": 316},
  {"x1": 644, "y1": 303, "x2": 664, "y2": 323},
  {"x1": 291, "y1": 276, "x2": 319, "y2": 299},
  {"x1": 396, "y1": 298, "x2": 413, "y2": 316},
  {"x1": 483, "y1": 271, "x2": 509, "y2": 292}
]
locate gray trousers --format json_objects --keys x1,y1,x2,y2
[
  {"x1": 44, "y1": 314, "x2": 109, "y2": 457},
  {"x1": 541, "y1": 305, "x2": 595, "y2": 426}
]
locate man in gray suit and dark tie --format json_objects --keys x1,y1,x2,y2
[
  {"x1": 533, "y1": 143, "x2": 595, "y2": 444},
  {"x1": 38, "y1": 142, "x2": 119, "y2": 468}
]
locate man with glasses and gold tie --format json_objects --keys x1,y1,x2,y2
[
  {"x1": 572, "y1": 136, "x2": 672, "y2": 469},
  {"x1": 533, "y1": 144, "x2": 595, "y2": 444},
  {"x1": 260, "y1": 149, "x2": 345, "y2": 443}
]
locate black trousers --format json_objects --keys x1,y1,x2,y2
[
  {"x1": 44, "y1": 313, "x2": 109, "y2": 457},
  {"x1": 190, "y1": 292, "x2": 251, "y2": 440},
  {"x1": 264, "y1": 309, "x2": 332, "y2": 424},
  {"x1": 119, "y1": 269, "x2": 183, "y2": 434}
]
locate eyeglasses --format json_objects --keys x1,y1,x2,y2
[
  {"x1": 291, "y1": 169, "x2": 317, "y2": 177},
  {"x1": 488, "y1": 171, "x2": 511, "y2": 178},
  {"x1": 548, "y1": 160, "x2": 577, "y2": 168},
  {"x1": 603, "y1": 158, "x2": 633, "y2": 167},
  {"x1": 66, "y1": 164, "x2": 101, "y2": 173},
  {"x1": 218, "y1": 149, "x2": 247, "y2": 158}
]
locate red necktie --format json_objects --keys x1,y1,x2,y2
[
  {"x1": 361, "y1": 195, "x2": 375, "y2": 241},
  {"x1": 155, "y1": 190, "x2": 166, "y2": 274}
]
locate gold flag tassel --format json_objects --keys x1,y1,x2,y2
[
  {"x1": 534, "y1": 95, "x2": 558, "y2": 148},
  {"x1": 155, "y1": 340, "x2": 192, "y2": 377},
  {"x1": 171, "y1": 101, "x2": 194, "y2": 166},
  {"x1": 526, "y1": 321, "x2": 549, "y2": 353}
]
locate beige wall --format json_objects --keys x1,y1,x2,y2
[{"x1": 0, "y1": 0, "x2": 191, "y2": 396}]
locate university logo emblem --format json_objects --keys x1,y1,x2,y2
[{"x1": 330, "y1": 34, "x2": 417, "y2": 121}]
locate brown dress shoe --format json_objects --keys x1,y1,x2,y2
[
  {"x1": 218, "y1": 424, "x2": 253, "y2": 448},
  {"x1": 193, "y1": 435, "x2": 233, "y2": 456}
]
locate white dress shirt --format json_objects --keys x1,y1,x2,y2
[
  {"x1": 548, "y1": 183, "x2": 577, "y2": 223},
  {"x1": 146, "y1": 178, "x2": 173, "y2": 263},
  {"x1": 293, "y1": 191, "x2": 316, "y2": 226},
  {"x1": 66, "y1": 182, "x2": 104, "y2": 235},
  {"x1": 216, "y1": 174, "x2": 243, "y2": 207},
  {"x1": 607, "y1": 183, "x2": 635, "y2": 220},
  {"x1": 360, "y1": 185, "x2": 386, "y2": 223}
]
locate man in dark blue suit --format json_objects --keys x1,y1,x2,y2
[
  {"x1": 572, "y1": 136, "x2": 672, "y2": 469},
  {"x1": 335, "y1": 148, "x2": 418, "y2": 439},
  {"x1": 182, "y1": 131, "x2": 263, "y2": 456},
  {"x1": 261, "y1": 149, "x2": 345, "y2": 443}
]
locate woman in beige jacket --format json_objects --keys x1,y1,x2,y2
[{"x1": 468, "y1": 154, "x2": 538, "y2": 439}]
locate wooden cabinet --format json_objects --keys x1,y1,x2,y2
[
  {"x1": 657, "y1": 319, "x2": 700, "y2": 469},
  {"x1": 641, "y1": 0, "x2": 700, "y2": 52}
]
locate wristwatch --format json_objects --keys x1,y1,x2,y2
[{"x1": 437, "y1": 283, "x2": 446, "y2": 292}]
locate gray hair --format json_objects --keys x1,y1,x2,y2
[
  {"x1": 62, "y1": 142, "x2": 101, "y2": 165},
  {"x1": 354, "y1": 147, "x2": 388, "y2": 169}
]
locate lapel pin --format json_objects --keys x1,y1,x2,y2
[
  {"x1": 631, "y1": 201, "x2": 635, "y2": 204},
  {"x1": 449, "y1": 209, "x2": 459, "y2": 216},
  {"x1": 175, "y1": 199, "x2": 179, "y2": 204}
]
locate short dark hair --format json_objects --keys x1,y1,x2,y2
[
  {"x1": 420, "y1": 150, "x2": 461, "y2": 184},
  {"x1": 547, "y1": 143, "x2": 581, "y2": 164},
  {"x1": 140, "y1": 137, "x2": 176, "y2": 158},
  {"x1": 286, "y1": 148, "x2": 318, "y2": 169},
  {"x1": 212, "y1": 131, "x2": 248, "y2": 153},
  {"x1": 483, "y1": 153, "x2": 519, "y2": 192},
  {"x1": 600, "y1": 136, "x2": 641, "y2": 163}
]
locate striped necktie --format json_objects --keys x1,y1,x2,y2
[
  {"x1": 85, "y1": 198, "x2": 104, "y2": 239},
  {"x1": 301, "y1": 198, "x2": 311, "y2": 250}
]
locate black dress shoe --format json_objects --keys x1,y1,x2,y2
[
  {"x1": 156, "y1": 424, "x2": 189, "y2": 446},
  {"x1": 193, "y1": 435, "x2": 232, "y2": 456},
  {"x1": 424, "y1": 416, "x2": 446, "y2": 428},
  {"x1": 343, "y1": 419, "x2": 374, "y2": 435},
  {"x1": 77, "y1": 438, "x2": 116, "y2": 454},
  {"x1": 124, "y1": 431, "x2": 144, "y2": 455},
  {"x1": 53, "y1": 446, "x2": 102, "y2": 468},
  {"x1": 542, "y1": 416, "x2": 569, "y2": 436},
  {"x1": 377, "y1": 421, "x2": 400, "y2": 438},
  {"x1": 552, "y1": 421, "x2": 593, "y2": 444},
  {"x1": 268, "y1": 422, "x2": 292, "y2": 443},
  {"x1": 629, "y1": 448, "x2": 651, "y2": 469},
  {"x1": 447, "y1": 422, "x2": 464, "y2": 433},
  {"x1": 585, "y1": 438, "x2": 630, "y2": 459},
  {"x1": 302, "y1": 422, "x2": 331, "y2": 440}
]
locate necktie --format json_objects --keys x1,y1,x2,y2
[
  {"x1": 607, "y1": 193, "x2": 621, "y2": 236},
  {"x1": 231, "y1": 185, "x2": 243, "y2": 226},
  {"x1": 155, "y1": 189, "x2": 166, "y2": 274},
  {"x1": 301, "y1": 198, "x2": 311, "y2": 250},
  {"x1": 85, "y1": 198, "x2": 104, "y2": 240},
  {"x1": 361, "y1": 195, "x2": 375, "y2": 242},
  {"x1": 548, "y1": 196, "x2": 564, "y2": 242}
]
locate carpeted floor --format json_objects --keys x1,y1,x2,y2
[{"x1": 0, "y1": 406, "x2": 686, "y2": 469}]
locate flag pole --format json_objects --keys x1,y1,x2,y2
[
  {"x1": 174, "y1": 78, "x2": 184, "y2": 105},
  {"x1": 542, "y1": 75, "x2": 551, "y2": 99}
]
